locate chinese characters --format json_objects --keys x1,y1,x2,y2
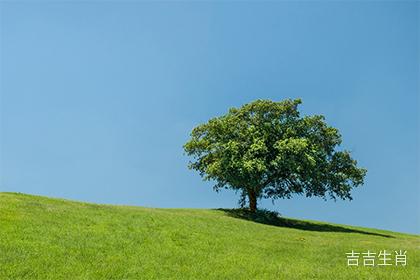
[{"x1": 346, "y1": 250, "x2": 407, "y2": 266}]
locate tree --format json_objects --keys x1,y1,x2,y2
[{"x1": 184, "y1": 99, "x2": 367, "y2": 212}]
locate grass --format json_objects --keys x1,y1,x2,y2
[{"x1": 0, "y1": 192, "x2": 419, "y2": 279}]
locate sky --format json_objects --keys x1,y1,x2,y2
[{"x1": 0, "y1": 1, "x2": 418, "y2": 234}]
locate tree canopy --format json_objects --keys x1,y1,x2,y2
[{"x1": 184, "y1": 99, "x2": 367, "y2": 212}]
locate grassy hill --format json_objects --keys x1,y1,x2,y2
[{"x1": 0, "y1": 192, "x2": 418, "y2": 279}]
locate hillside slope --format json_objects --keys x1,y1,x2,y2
[{"x1": 0, "y1": 192, "x2": 418, "y2": 279}]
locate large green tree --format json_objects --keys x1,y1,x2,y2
[{"x1": 184, "y1": 99, "x2": 367, "y2": 212}]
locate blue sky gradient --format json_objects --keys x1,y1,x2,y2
[{"x1": 1, "y1": 2, "x2": 419, "y2": 234}]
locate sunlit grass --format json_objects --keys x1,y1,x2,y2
[{"x1": 0, "y1": 192, "x2": 418, "y2": 279}]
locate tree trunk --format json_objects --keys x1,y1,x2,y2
[{"x1": 248, "y1": 190, "x2": 257, "y2": 213}]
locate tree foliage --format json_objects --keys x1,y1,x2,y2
[{"x1": 184, "y1": 99, "x2": 367, "y2": 212}]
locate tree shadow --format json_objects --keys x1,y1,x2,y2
[{"x1": 218, "y1": 208, "x2": 394, "y2": 238}]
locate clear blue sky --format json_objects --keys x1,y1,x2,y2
[{"x1": 0, "y1": 2, "x2": 418, "y2": 234}]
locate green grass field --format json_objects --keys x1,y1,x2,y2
[{"x1": 0, "y1": 192, "x2": 418, "y2": 279}]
